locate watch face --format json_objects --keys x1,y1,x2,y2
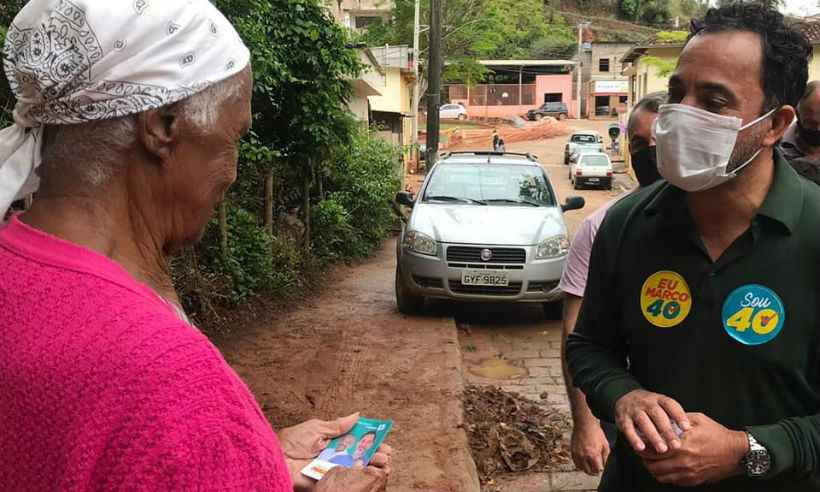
[{"x1": 747, "y1": 449, "x2": 771, "y2": 477}]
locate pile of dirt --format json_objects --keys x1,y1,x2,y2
[
  {"x1": 452, "y1": 118, "x2": 570, "y2": 151},
  {"x1": 463, "y1": 385, "x2": 572, "y2": 486}
]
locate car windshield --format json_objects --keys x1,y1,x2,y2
[
  {"x1": 423, "y1": 164, "x2": 556, "y2": 206},
  {"x1": 580, "y1": 154, "x2": 610, "y2": 166},
  {"x1": 571, "y1": 134, "x2": 597, "y2": 144}
]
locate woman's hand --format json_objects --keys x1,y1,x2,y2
[
  {"x1": 280, "y1": 414, "x2": 360, "y2": 460},
  {"x1": 278, "y1": 414, "x2": 393, "y2": 492}
]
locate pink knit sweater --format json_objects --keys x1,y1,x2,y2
[{"x1": 0, "y1": 216, "x2": 293, "y2": 491}]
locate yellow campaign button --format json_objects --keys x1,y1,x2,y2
[{"x1": 640, "y1": 270, "x2": 692, "y2": 328}]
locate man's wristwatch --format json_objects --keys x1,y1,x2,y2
[{"x1": 742, "y1": 432, "x2": 771, "y2": 478}]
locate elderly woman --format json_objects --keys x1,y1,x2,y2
[{"x1": 0, "y1": 1, "x2": 389, "y2": 490}]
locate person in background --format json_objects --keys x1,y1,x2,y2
[
  {"x1": 497, "y1": 138, "x2": 506, "y2": 153},
  {"x1": 558, "y1": 91, "x2": 666, "y2": 479},
  {"x1": 779, "y1": 81, "x2": 820, "y2": 162},
  {"x1": 492, "y1": 129, "x2": 500, "y2": 151},
  {"x1": 779, "y1": 81, "x2": 820, "y2": 183},
  {"x1": 0, "y1": 1, "x2": 390, "y2": 491},
  {"x1": 568, "y1": 4, "x2": 820, "y2": 490}
]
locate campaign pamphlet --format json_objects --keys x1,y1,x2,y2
[{"x1": 301, "y1": 417, "x2": 393, "y2": 481}]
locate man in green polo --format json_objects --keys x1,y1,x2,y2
[{"x1": 566, "y1": 3, "x2": 820, "y2": 491}]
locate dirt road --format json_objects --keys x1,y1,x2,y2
[
  {"x1": 214, "y1": 118, "x2": 629, "y2": 492},
  {"x1": 215, "y1": 242, "x2": 481, "y2": 492}
]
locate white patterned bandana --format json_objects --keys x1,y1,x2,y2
[{"x1": 0, "y1": 0, "x2": 250, "y2": 217}]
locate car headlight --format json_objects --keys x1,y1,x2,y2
[
  {"x1": 536, "y1": 235, "x2": 570, "y2": 259},
  {"x1": 403, "y1": 230, "x2": 438, "y2": 256}
]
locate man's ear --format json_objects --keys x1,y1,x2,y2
[
  {"x1": 136, "y1": 103, "x2": 182, "y2": 163},
  {"x1": 764, "y1": 105, "x2": 795, "y2": 147}
]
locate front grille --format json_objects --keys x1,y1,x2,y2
[
  {"x1": 446, "y1": 246, "x2": 526, "y2": 264},
  {"x1": 413, "y1": 276, "x2": 443, "y2": 289},
  {"x1": 527, "y1": 280, "x2": 560, "y2": 293},
  {"x1": 447, "y1": 263, "x2": 524, "y2": 270},
  {"x1": 449, "y1": 281, "x2": 523, "y2": 296}
]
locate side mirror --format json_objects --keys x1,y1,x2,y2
[
  {"x1": 561, "y1": 196, "x2": 585, "y2": 212},
  {"x1": 396, "y1": 191, "x2": 415, "y2": 207}
]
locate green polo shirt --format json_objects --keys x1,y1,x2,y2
[{"x1": 566, "y1": 153, "x2": 820, "y2": 491}]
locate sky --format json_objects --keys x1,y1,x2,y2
[{"x1": 782, "y1": 0, "x2": 820, "y2": 17}]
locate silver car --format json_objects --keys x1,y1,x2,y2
[{"x1": 394, "y1": 151, "x2": 585, "y2": 317}]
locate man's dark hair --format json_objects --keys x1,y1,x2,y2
[
  {"x1": 628, "y1": 91, "x2": 667, "y2": 134},
  {"x1": 689, "y1": 2, "x2": 812, "y2": 110}
]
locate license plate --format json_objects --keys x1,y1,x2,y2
[
  {"x1": 587, "y1": 177, "x2": 599, "y2": 182},
  {"x1": 461, "y1": 270, "x2": 509, "y2": 287}
]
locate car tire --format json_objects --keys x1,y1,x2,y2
[
  {"x1": 396, "y1": 266, "x2": 425, "y2": 315},
  {"x1": 542, "y1": 300, "x2": 563, "y2": 320},
  {"x1": 558, "y1": 113, "x2": 567, "y2": 121},
  {"x1": 534, "y1": 114, "x2": 543, "y2": 121},
  {"x1": 573, "y1": 180, "x2": 580, "y2": 190},
  {"x1": 458, "y1": 113, "x2": 467, "y2": 121},
  {"x1": 564, "y1": 154, "x2": 569, "y2": 165}
]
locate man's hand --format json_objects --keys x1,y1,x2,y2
[
  {"x1": 278, "y1": 414, "x2": 393, "y2": 492},
  {"x1": 615, "y1": 389, "x2": 691, "y2": 454},
  {"x1": 315, "y1": 466, "x2": 387, "y2": 492},
  {"x1": 571, "y1": 420, "x2": 610, "y2": 475},
  {"x1": 641, "y1": 413, "x2": 749, "y2": 487}
]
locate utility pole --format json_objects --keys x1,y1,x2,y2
[
  {"x1": 425, "y1": 0, "x2": 442, "y2": 165},
  {"x1": 575, "y1": 22, "x2": 583, "y2": 120},
  {"x1": 410, "y1": 0, "x2": 421, "y2": 172}
]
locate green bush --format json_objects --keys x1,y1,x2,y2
[
  {"x1": 326, "y1": 127, "x2": 401, "y2": 251},
  {"x1": 311, "y1": 198, "x2": 360, "y2": 260},
  {"x1": 202, "y1": 206, "x2": 298, "y2": 305}
]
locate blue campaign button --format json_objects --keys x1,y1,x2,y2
[{"x1": 722, "y1": 284, "x2": 785, "y2": 346}]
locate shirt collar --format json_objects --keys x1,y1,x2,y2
[{"x1": 644, "y1": 150, "x2": 803, "y2": 235}]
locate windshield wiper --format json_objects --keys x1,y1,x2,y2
[
  {"x1": 484, "y1": 198, "x2": 542, "y2": 207},
  {"x1": 426, "y1": 195, "x2": 487, "y2": 205}
]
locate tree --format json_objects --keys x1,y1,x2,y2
[
  {"x1": 216, "y1": 0, "x2": 362, "y2": 248},
  {"x1": 362, "y1": 0, "x2": 574, "y2": 113}
]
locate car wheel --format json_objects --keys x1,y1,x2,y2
[
  {"x1": 542, "y1": 300, "x2": 563, "y2": 320},
  {"x1": 573, "y1": 180, "x2": 580, "y2": 190},
  {"x1": 396, "y1": 266, "x2": 425, "y2": 315},
  {"x1": 458, "y1": 113, "x2": 467, "y2": 121},
  {"x1": 534, "y1": 114, "x2": 543, "y2": 121},
  {"x1": 558, "y1": 113, "x2": 567, "y2": 121}
]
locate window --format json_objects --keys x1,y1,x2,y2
[
  {"x1": 354, "y1": 16, "x2": 382, "y2": 29},
  {"x1": 619, "y1": 96, "x2": 628, "y2": 104},
  {"x1": 544, "y1": 93, "x2": 563, "y2": 103},
  {"x1": 423, "y1": 164, "x2": 556, "y2": 206},
  {"x1": 580, "y1": 154, "x2": 610, "y2": 167},
  {"x1": 599, "y1": 58, "x2": 610, "y2": 72},
  {"x1": 571, "y1": 134, "x2": 597, "y2": 144}
]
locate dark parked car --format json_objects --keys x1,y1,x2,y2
[{"x1": 526, "y1": 102, "x2": 569, "y2": 121}]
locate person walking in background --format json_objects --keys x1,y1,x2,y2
[
  {"x1": 497, "y1": 138, "x2": 506, "y2": 153},
  {"x1": 492, "y1": 129, "x2": 500, "y2": 151},
  {"x1": 568, "y1": 4, "x2": 820, "y2": 490},
  {"x1": 559, "y1": 91, "x2": 666, "y2": 483}
]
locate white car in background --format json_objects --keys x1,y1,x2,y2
[
  {"x1": 564, "y1": 130, "x2": 604, "y2": 164},
  {"x1": 570, "y1": 152, "x2": 613, "y2": 190},
  {"x1": 394, "y1": 151, "x2": 585, "y2": 319},
  {"x1": 440, "y1": 103, "x2": 468, "y2": 120}
]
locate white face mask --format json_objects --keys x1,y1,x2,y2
[{"x1": 653, "y1": 104, "x2": 775, "y2": 192}]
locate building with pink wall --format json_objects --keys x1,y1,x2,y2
[{"x1": 447, "y1": 60, "x2": 578, "y2": 120}]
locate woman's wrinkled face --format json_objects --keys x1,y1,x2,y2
[{"x1": 166, "y1": 68, "x2": 252, "y2": 250}]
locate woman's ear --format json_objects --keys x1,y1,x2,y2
[
  {"x1": 136, "y1": 103, "x2": 182, "y2": 163},
  {"x1": 765, "y1": 105, "x2": 795, "y2": 147}
]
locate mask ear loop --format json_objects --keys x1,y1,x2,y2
[{"x1": 728, "y1": 107, "x2": 778, "y2": 177}]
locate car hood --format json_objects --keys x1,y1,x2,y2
[{"x1": 409, "y1": 203, "x2": 567, "y2": 245}]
